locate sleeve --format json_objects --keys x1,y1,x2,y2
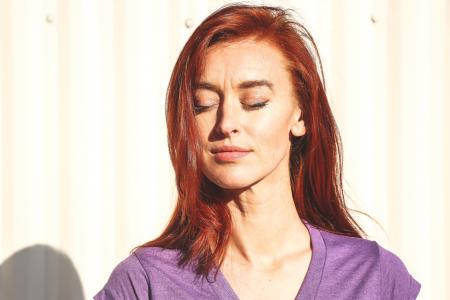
[
  {"x1": 93, "y1": 253, "x2": 151, "y2": 300},
  {"x1": 379, "y1": 246, "x2": 421, "y2": 299}
]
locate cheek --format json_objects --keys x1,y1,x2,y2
[
  {"x1": 251, "y1": 115, "x2": 292, "y2": 159},
  {"x1": 195, "y1": 117, "x2": 213, "y2": 143}
]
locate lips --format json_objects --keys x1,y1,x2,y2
[
  {"x1": 211, "y1": 145, "x2": 251, "y2": 153},
  {"x1": 211, "y1": 145, "x2": 251, "y2": 162}
]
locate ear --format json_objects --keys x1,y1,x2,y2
[
  {"x1": 291, "y1": 110, "x2": 306, "y2": 137},
  {"x1": 291, "y1": 120, "x2": 306, "y2": 137}
]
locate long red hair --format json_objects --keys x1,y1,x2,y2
[{"x1": 138, "y1": 4, "x2": 367, "y2": 277}]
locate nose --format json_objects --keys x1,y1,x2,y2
[{"x1": 214, "y1": 97, "x2": 240, "y2": 137}]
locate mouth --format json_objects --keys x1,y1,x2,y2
[{"x1": 211, "y1": 145, "x2": 252, "y2": 162}]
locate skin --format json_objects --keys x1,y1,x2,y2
[{"x1": 194, "y1": 38, "x2": 311, "y2": 300}]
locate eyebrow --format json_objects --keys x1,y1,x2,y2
[
  {"x1": 238, "y1": 80, "x2": 273, "y2": 90},
  {"x1": 194, "y1": 79, "x2": 274, "y2": 94}
]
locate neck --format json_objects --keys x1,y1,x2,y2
[{"x1": 222, "y1": 172, "x2": 310, "y2": 268}]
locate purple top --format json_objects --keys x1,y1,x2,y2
[{"x1": 94, "y1": 221, "x2": 421, "y2": 299}]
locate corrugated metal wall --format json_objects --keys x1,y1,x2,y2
[{"x1": 0, "y1": 0, "x2": 448, "y2": 299}]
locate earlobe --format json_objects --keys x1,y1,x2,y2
[{"x1": 291, "y1": 120, "x2": 306, "y2": 137}]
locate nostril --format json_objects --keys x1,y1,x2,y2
[{"x1": 214, "y1": 119, "x2": 240, "y2": 137}]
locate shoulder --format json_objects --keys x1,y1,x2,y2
[
  {"x1": 319, "y1": 228, "x2": 381, "y2": 263},
  {"x1": 317, "y1": 228, "x2": 421, "y2": 299},
  {"x1": 94, "y1": 247, "x2": 219, "y2": 299},
  {"x1": 94, "y1": 247, "x2": 177, "y2": 300},
  {"x1": 377, "y1": 245, "x2": 421, "y2": 299}
]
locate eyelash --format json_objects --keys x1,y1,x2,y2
[{"x1": 194, "y1": 101, "x2": 268, "y2": 113}]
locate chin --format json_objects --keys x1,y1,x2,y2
[
  {"x1": 206, "y1": 172, "x2": 258, "y2": 190},
  {"x1": 215, "y1": 181, "x2": 250, "y2": 190},
  {"x1": 201, "y1": 161, "x2": 263, "y2": 190}
]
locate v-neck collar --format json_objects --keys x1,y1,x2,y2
[
  {"x1": 209, "y1": 219, "x2": 327, "y2": 299},
  {"x1": 294, "y1": 220, "x2": 326, "y2": 299}
]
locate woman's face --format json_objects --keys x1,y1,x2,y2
[{"x1": 194, "y1": 38, "x2": 305, "y2": 190}]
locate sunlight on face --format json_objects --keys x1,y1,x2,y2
[{"x1": 194, "y1": 38, "x2": 306, "y2": 190}]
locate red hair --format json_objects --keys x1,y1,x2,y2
[{"x1": 138, "y1": 4, "x2": 367, "y2": 277}]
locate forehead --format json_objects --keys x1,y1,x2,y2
[{"x1": 199, "y1": 38, "x2": 290, "y2": 84}]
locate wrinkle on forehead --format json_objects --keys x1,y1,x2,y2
[{"x1": 199, "y1": 39, "x2": 290, "y2": 93}]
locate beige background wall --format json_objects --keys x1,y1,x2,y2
[{"x1": 1, "y1": 0, "x2": 449, "y2": 299}]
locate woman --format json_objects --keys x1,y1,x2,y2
[{"x1": 95, "y1": 4, "x2": 421, "y2": 299}]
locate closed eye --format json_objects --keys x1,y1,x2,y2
[
  {"x1": 242, "y1": 101, "x2": 269, "y2": 110},
  {"x1": 194, "y1": 104, "x2": 216, "y2": 113},
  {"x1": 193, "y1": 101, "x2": 269, "y2": 114}
]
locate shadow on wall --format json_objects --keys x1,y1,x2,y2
[{"x1": 0, "y1": 244, "x2": 85, "y2": 300}]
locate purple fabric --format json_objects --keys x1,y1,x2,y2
[{"x1": 94, "y1": 221, "x2": 421, "y2": 299}]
